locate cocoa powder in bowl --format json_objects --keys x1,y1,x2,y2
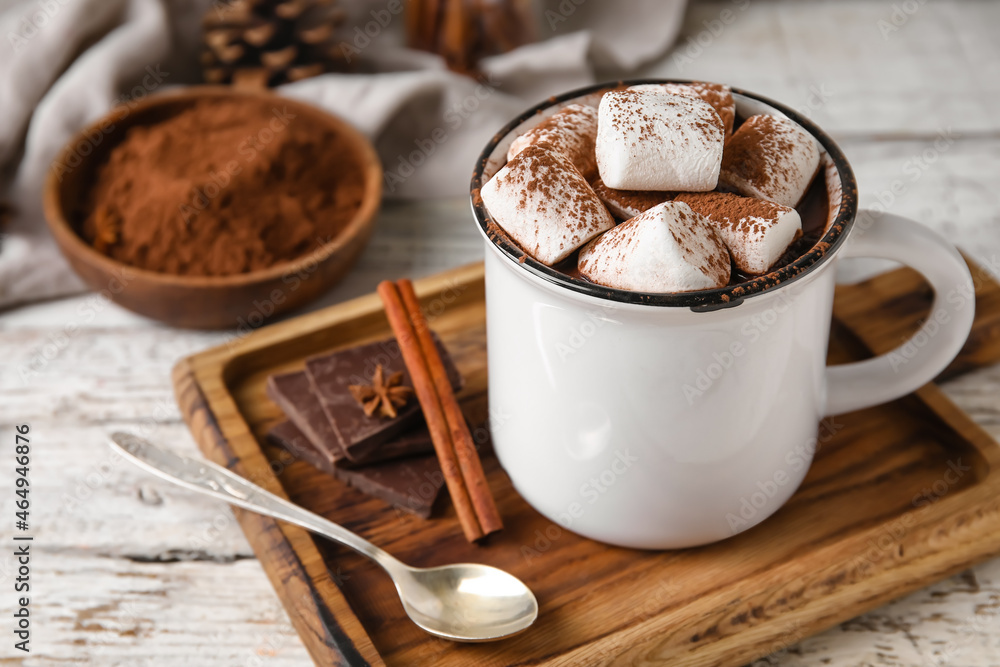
[{"x1": 79, "y1": 97, "x2": 366, "y2": 276}]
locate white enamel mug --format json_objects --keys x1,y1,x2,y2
[{"x1": 470, "y1": 81, "x2": 975, "y2": 549}]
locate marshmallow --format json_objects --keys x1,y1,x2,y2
[
  {"x1": 719, "y1": 114, "x2": 820, "y2": 208},
  {"x1": 578, "y1": 201, "x2": 731, "y2": 292},
  {"x1": 674, "y1": 192, "x2": 802, "y2": 275},
  {"x1": 481, "y1": 142, "x2": 615, "y2": 266},
  {"x1": 596, "y1": 90, "x2": 724, "y2": 192},
  {"x1": 508, "y1": 103, "x2": 599, "y2": 178},
  {"x1": 629, "y1": 81, "x2": 735, "y2": 137},
  {"x1": 591, "y1": 176, "x2": 674, "y2": 220}
]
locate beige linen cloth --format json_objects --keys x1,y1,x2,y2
[{"x1": 0, "y1": 0, "x2": 686, "y2": 309}]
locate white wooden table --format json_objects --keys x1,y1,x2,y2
[{"x1": 3, "y1": 1, "x2": 1000, "y2": 664}]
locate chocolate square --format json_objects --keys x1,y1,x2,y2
[
  {"x1": 305, "y1": 334, "x2": 462, "y2": 463},
  {"x1": 371, "y1": 427, "x2": 435, "y2": 462},
  {"x1": 267, "y1": 369, "x2": 437, "y2": 467},
  {"x1": 267, "y1": 420, "x2": 444, "y2": 518},
  {"x1": 267, "y1": 420, "x2": 336, "y2": 475},
  {"x1": 266, "y1": 370, "x2": 346, "y2": 466},
  {"x1": 333, "y1": 454, "x2": 445, "y2": 519}
]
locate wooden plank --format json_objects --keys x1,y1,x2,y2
[{"x1": 25, "y1": 555, "x2": 312, "y2": 666}]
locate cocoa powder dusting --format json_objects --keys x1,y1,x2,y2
[
  {"x1": 80, "y1": 99, "x2": 366, "y2": 276},
  {"x1": 720, "y1": 114, "x2": 794, "y2": 190},
  {"x1": 591, "y1": 177, "x2": 673, "y2": 218},
  {"x1": 671, "y1": 207, "x2": 730, "y2": 284},
  {"x1": 643, "y1": 82, "x2": 735, "y2": 136},
  {"x1": 674, "y1": 191, "x2": 790, "y2": 234},
  {"x1": 682, "y1": 82, "x2": 735, "y2": 136},
  {"x1": 510, "y1": 104, "x2": 598, "y2": 178},
  {"x1": 517, "y1": 142, "x2": 609, "y2": 249}
]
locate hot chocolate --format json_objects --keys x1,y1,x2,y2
[{"x1": 480, "y1": 81, "x2": 830, "y2": 294}]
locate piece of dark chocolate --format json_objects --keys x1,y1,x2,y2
[
  {"x1": 268, "y1": 421, "x2": 445, "y2": 518},
  {"x1": 306, "y1": 335, "x2": 462, "y2": 463},
  {"x1": 267, "y1": 420, "x2": 336, "y2": 475},
  {"x1": 372, "y1": 427, "x2": 436, "y2": 462},
  {"x1": 266, "y1": 370, "x2": 347, "y2": 466},
  {"x1": 267, "y1": 369, "x2": 437, "y2": 467},
  {"x1": 333, "y1": 454, "x2": 445, "y2": 519}
]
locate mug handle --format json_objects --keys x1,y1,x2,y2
[{"x1": 824, "y1": 211, "x2": 975, "y2": 416}]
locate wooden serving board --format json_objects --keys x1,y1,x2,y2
[{"x1": 173, "y1": 258, "x2": 1000, "y2": 667}]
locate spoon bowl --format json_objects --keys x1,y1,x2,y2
[{"x1": 393, "y1": 563, "x2": 539, "y2": 641}]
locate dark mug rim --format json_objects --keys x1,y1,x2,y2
[{"x1": 469, "y1": 79, "x2": 859, "y2": 310}]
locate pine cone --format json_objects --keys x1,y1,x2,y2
[{"x1": 201, "y1": 0, "x2": 352, "y2": 87}]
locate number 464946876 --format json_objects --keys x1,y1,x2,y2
[{"x1": 14, "y1": 425, "x2": 29, "y2": 531}]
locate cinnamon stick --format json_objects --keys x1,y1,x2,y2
[
  {"x1": 405, "y1": 0, "x2": 425, "y2": 49},
  {"x1": 377, "y1": 281, "x2": 484, "y2": 542},
  {"x1": 416, "y1": 0, "x2": 444, "y2": 52},
  {"x1": 438, "y1": 0, "x2": 475, "y2": 74},
  {"x1": 397, "y1": 279, "x2": 503, "y2": 535}
]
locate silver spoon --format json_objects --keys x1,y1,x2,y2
[{"x1": 109, "y1": 432, "x2": 537, "y2": 642}]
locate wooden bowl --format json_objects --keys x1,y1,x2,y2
[{"x1": 43, "y1": 87, "x2": 382, "y2": 329}]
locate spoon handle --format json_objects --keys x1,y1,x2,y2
[{"x1": 109, "y1": 432, "x2": 399, "y2": 570}]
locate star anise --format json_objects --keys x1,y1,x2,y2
[{"x1": 348, "y1": 365, "x2": 414, "y2": 419}]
